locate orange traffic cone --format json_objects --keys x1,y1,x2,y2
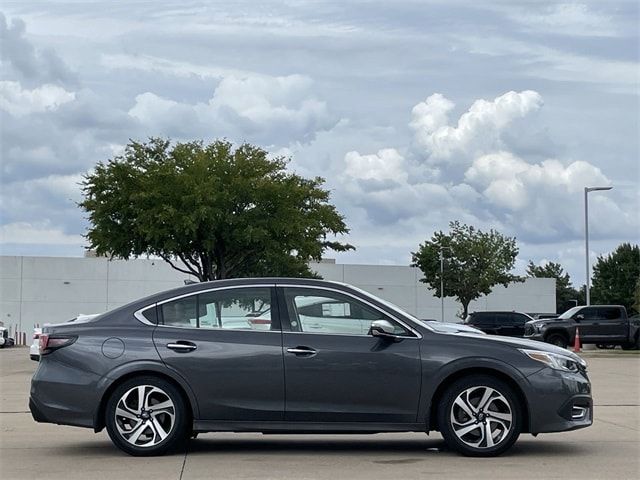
[{"x1": 573, "y1": 326, "x2": 581, "y2": 353}]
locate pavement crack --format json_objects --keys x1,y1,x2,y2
[{"x1": 178, "y1": 447, "x2": 188, "y2": 480}]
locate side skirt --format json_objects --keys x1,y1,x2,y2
[{"x1": 193, "y1": 421, "x2": 425, "y2": 434}]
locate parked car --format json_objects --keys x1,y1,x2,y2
[
  {"x1": 0, "y1": 326, "x2": 14, "y2": 348},
  {"x1": 30, "y1": 278, "x2": 592, "y2": 457},
  {"x1": 30, "y1": 328, "x2": 41, "y2": 360},
  {"x1": 421, "y1": 320, "x2": 486, "y2": 335},
  {"x1": 524, "y1": 305, "x2": 640, "y2": 349},
  {"x1": 464, "y1": 311, "x2": 534, "y2": 337}
]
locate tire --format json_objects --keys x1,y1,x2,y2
[
  {"x1": 546, "y1": 333, "x2": 568, "y2": 349},
  {"x1": 437, "y1": 375, "x2": 522, "y2": 457},
  {"x1": 596, "y1": 344, "x2": 616, "y2": 350},
  {"x1": 105, "y1": 376, "x2": 189, "y2": 456}
]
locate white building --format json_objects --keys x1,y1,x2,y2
[{"x1": 0, "y1": 256, "x2": 555, "y2": 338}]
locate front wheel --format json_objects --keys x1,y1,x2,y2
[
  {"x1": 105, "y1": 376, "x2": 189, "y2": 456},
  {"x1": 546, "y1": 333, "x2": 568, "y2": 349},
  {"x1": 437, "y1": 375, "x2": 522, "y2": 457}
]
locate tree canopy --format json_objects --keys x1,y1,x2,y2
[
  {"x1": 591, "y1": 243, "x2": 640, "y2": 313},
  {"x1": 411, "y1": 221, "x2": 522, "y2": 319},
  {"x1": 526, "y1": 261, "x2": 581, "y2": 313},
  {"x1": 80, "y1": 138, "x2": 353, "y2": 281}
]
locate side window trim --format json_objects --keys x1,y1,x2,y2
[
  {"x1": 276, "y1": 286, "x2": 419, "y2": 338},
  {"x1": 134, "y1": 284, "x2": 281, "y2": 332}
]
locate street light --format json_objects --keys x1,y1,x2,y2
[
  {"x1": 584, "y1": 186, "x2": 613, "y2": 305},
  {"x1": 439, "y1": 247, "x2": 452, "y2": 322}
]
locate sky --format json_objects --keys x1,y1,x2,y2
[{"x1": 0, "y1": 0, "x2": 638, "y2": 287}]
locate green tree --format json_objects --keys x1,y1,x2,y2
[
  {"x1": 80, "y1": 138, "x2": 354, "y2": 281},
  {"x1": 411, "y1": 221, "x2": 522, "y2": 319},
  {"x1": 526, "y1": 261, "x2": 581, "y2": 313},
  {"x1": 591, "y1": 243, "x2": 640, "y2": 313}
]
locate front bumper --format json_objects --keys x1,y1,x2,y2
[
  {"x1": 524, "y1": 332, "x2": 546, "y2": 342},
  {"x1": 525, "y1": 367, "x2": 593, "y2": 434}
]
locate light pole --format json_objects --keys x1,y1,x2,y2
[
  {"x1": 439, "y1": 247, "x2": 451, "y2": 322},
  {"x1": 584, "y1": 186, "x2": 613, "y2": 305}
]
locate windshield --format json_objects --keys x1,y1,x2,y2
[
  {"x1": 557, "y1": 306, "x2": 581, "y2": 320},
  {"x1": 343, "y1": 284, "x2": 425, "y2": 324}
]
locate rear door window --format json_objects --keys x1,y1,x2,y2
[{"x1": 598, "y1": 307, "x2": 622, "y2": 321}]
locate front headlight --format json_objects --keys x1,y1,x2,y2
[{"x1": 519, "y1": 349, "x2": 587, "y2": 373}]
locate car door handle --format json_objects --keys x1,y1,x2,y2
[
  {"x1": 166, "y1": 341, "x2": 197, "y2": 352},
  {"x1": 286, "y1": 346, "x2": 317, "y2": 356}
]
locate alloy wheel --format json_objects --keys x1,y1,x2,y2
[
  {"x1": 114, "y1": 385, "x2": 176, "y2": 448},
  {"x1": 450, "y1": 386, "x2": 513, "y2": 449}
]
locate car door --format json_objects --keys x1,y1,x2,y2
[
  {"x1": 279, "y1": 286, "x2": 421, "y2": 423},
  {"x1": 572, "y1": 307, "x2": 600, "y2": 341},
  {"x1": 511, "y1": 313, "x2": 529, "y2": 337},
  {"x1": 596, "y1": 307, "x2": 627, "y2": 341},
  {"x1": 151, "y1": 285, "x2": 284, "y2": 421}
]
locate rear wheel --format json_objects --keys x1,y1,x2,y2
[
  {"x1": 437, "y1": 375, "x2": 522, "y2": 457},
  {"x1": 546, "y1": 333, "x2": 568, "y2": 349},
  {"x1": 105, "y1": 376, "x2": 189, "y2": 456}
]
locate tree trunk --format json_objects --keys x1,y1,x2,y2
[{"x1": 461, "y1": 299, "x2": 471, "y2": 320}]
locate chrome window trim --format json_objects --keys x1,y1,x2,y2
[
  {"x1": 133, "y1": 284, "x2": 277, "y2": 330},
  {"x1": 277, "y1": 284, "x2": 423, "y2": 339},
  {"x1": 133, "y1": 282, "x2": 424, "y2": 339}
]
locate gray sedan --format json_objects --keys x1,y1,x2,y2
[{"x1": 30, "y1": 278, "x2": 592, "y2": 457}]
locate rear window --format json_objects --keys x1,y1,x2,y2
[{"x1": 599, "y1": 307, "x2": 622, "y2": 320}]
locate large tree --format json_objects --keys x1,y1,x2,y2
[
  {"x1": 411, "y1": 221, "x2": 522, "y2": 319},
  {"x1": 591, "y1": 243, "x2": 640, "y2": 313},
  {"x1": 526, "y1": 261, "x2": 581, "y2": 313},
  {"x1": 80, "y1": 138, "x2": 353, "y2": 281}
]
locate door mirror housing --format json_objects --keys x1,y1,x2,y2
[
  {"x1": 574, "y1": 314, "x2": 584, "y2": 321},
  {"x1": 369, "y1": 320, "x2": 399, "y2": 340}
]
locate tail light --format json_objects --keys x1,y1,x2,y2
[{"x1": 39, "y1": 334, "x2": 77, "y2": 355}]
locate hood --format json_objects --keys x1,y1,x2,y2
[
  {"x1": 526, "y1": 317, "x2": 562, "y2": 326},
  {"x1": 449, "y1": 331, "x2": 583, "y2": 361}
]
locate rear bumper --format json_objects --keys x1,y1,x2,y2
[
  {"x1": 525, "y1": 367, "x2": 593, "y2": 434},
  {"x1": 29, "y1": 357, "x2": 102, "y2": 429}
]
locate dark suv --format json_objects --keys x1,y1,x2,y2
[{"x1": 464, "y1": 311, "x2": 534, "y2": 337}]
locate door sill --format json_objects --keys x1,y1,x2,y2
[{"x1": 193, "y1": 420, "x2": 425, "y2": 434}]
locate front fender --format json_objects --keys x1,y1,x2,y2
[{"x1": 419, "y1": 356, "x2": 533, "y2": 430}]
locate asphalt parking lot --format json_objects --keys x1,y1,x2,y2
[{"x1": 1, "y1": 348, "x2": 638, "y2": 480}]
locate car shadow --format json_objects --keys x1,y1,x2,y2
[{"x1": 54, "y1": 434, "x2": 592, "y2": 458}]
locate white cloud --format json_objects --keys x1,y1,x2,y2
[
  {"x1": 0, "y1": 221, "x2": 84, "y2": 245},
  {"x1": 510, "y1": 3, "x2": 616, "y2": 37},
  {"x1": 0, "y1": 81, "x2": 75, "y2": 116},
  {"x1": 410, "y1": 90, "x2": 543, "y2": 163},
  {"x1": 344, "y1": 148, "x2": 407, "y2": 185},
  {"x1": 128, "y1": 74, "x2": 335, "y2": 145}
]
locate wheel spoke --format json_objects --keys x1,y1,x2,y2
[
  {"x1": 454, "y1": 422, "x2": 482, "y2": 437},
  {"x1": 151, "y1": 417, "x2": 169, "y2": 441},
  {"x1": 484, "y1": 422, "x2": 494, "y2": 447},
  {"x1": 116, "y1": 407, "x2": 138, "y2": 421},
  {"x1": 477, "y1": 387, "x2": 495, "y2": 411},
  {"x1": 128, "y1": 421, "x2": 149, "y2": 444},
  {"x1": 488, "y1": 411, "x2": 512, "y2": 422},
  {"x1": 454, "y1": 396, "x2": 475, "y2": 418}
]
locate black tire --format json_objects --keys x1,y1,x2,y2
[
  {"x1": 105, "y1": 376, "x2": 189, "y2": 456},
  {"x1": 546, "y1": 333, "x2": 568, "y2": 349},
  {"x1": 437, "y1": 375, "x2": 522, "y2": 457}
]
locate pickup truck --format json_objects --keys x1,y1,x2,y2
[{"x1": 524, "y1": 305, "x2": 639, "y2": 349}]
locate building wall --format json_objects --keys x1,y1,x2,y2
[{"x1": 0, "y1": 256, "x2": 555, "y2": 335}]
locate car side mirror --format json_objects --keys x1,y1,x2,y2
[
  {"x1": 369, "y1": 320, "x2": 399, "y2": 340},
  {"x1": 574, "y1": 314, "x2": 584, "y2": 321}
]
